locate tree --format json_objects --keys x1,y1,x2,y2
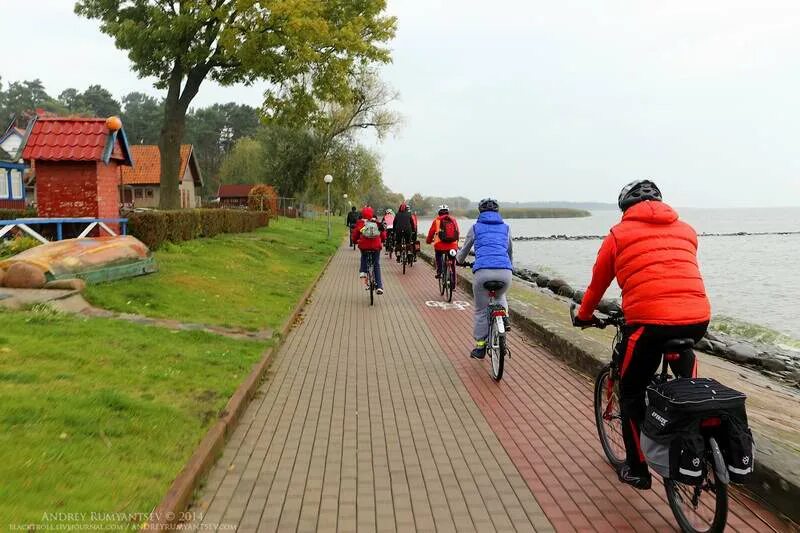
[
  {"x1": 75, "y1": 0, "x2": 396, "y2": 209},
  {"x1": 409, "y1": 193, "x2": 432, "y2": 215},
  {"x1": 0, "y1": 79, "x2": 67, "y2": 123},
  {"x1": 256, "y1": 124, "x2": 318, "y2": 198},
  {"x1": 121, "y1": 92, "x2": 164, "y2": 144},
  {"x1": 218, "y1": 137, "x2": 268, "y2": 185},
  {"x1": 58, "y1": 85, "x2": 122, "y2": 117}
]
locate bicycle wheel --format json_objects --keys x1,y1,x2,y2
[
  {"x1": 594, "y1": 365, "x2": 627, "y2": 469},
  {"x1": 446, "y1": 263, "x2": 455, "y2": 303},
  {"x1": 438, "y1": 264, "x2": 445, "y2": 296},
  {"x1": 665, "y1": 453, "x2": 728, "y2": 533},
  {"x1": 488, "y1": 317, "x2": 505, "y2": 381},
  {"x1": 368, "y1": 259, "x2": 375, "y2": 306}
]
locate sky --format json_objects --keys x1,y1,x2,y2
[{"x1": 2, "y1": 0, "x2": 800, "y2": 208}]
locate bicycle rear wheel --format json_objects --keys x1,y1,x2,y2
[
  {"x1": 446, "y1": 263, "x2": 455, "y2": 303},
  {"x1": 368, "y1": 259, "x2": 375, "y2": 306},
  {"x1": 665, "y1": 453, "x2": 728, "y2": 533},
  {"x1": 438, "y1": 263, "x2": 445, "y2": 296},
  {"x1": 594, "y1": 365, "x2": 626, "y2": 468},
  {"x1": 487, "y1": 317, "x2": 505, "y2": 381}
]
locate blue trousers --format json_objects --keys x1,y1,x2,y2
[{"x1": 360, "y1": 250, "x2": 383, "y2": 289}]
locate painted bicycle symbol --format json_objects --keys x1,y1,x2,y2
[{"x1": 425, "y1": 300, "x2": 471, "y2": 311}]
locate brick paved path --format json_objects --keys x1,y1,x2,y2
[{"x1": 189, "y1": 246, "x2": 790, "y2": 532}]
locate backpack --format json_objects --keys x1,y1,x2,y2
[
  {"x1": 438, "y1": 216, "x2": 459, "y2": 243},
  {"x1": 361, "y1": 220, "x2": 381, "y2": 239}
]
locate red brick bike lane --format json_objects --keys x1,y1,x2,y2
[{"x1": 392, "y1": 257, "x2": 791, "y2": 533}]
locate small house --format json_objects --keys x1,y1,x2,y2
[
  {"x1": 0, "y1": 124, "x2": 26, "y2": 158},
  {"x1": 22, "y1": 116, "x2": 133, "y2": 221},
  {"x1": 217, "y1": 184, "x2": 255, "y2": 208},
  {"x1": 120, "y1": 145, "x2": 203, "y2": 208},
  {"x1": 0, "y1": 146, "x2": 27, "y2": 210}
]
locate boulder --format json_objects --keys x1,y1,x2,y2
[
  {"x1": 535, "y1": 275, "x2": 550, "y2": 288},
  {"x1": 572, "y1": 290, "x2": 585, "y2": 304},
  {"x1": 547, "y1": 278, "x2": 568, "y2": 293},
  {"x1": 597, "y1": 299, "x2": 622, "y2": 316},
  {"x1": 761, "y1": 356, "x2": 789, "y2": 373},
  {"x1": 44, "y1": 278, "x2": 87, "y2": 292},
  {"x1": 724, "y1": 342, "x2": 761, "y2": 363},
  {"x1": 3, "y1": 262, "x2": 46, "y2": 289},
  {"x1": 558, "y1": 285, "x2": 575, "y2": 298},
  {"x1": 695, "y1": 338, "x2": 713, "y2": 353}
]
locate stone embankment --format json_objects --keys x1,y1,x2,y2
[
  {"x1": 513, "y1": 267, "x2": 800, "y2": 387},
  {"x1": 513, "y1": 230, "x2": 800, "y2": 242}
]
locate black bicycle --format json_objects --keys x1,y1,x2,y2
[
  {"x1": 438, "y1": 249, "x2": 457, "y2": 302},
  {"x1": 348, "y1": 224, "x2": 356, "y2": 249},
  {"x1": 384, "y1": 228, "x2": 395, "y2": 259},
  {"x1": 398, "y1": 235, "x2": 411, "y2": 274},
  {"x1": 365, "y1": 252, "x2": 377, "y2": 306},
  {"x1": 571, "y1": 304, "x2": 729, "y2": 533}
]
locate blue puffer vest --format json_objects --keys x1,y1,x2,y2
[{"x1": 473, "y1": 211, "x2": 512, "y2": 272}]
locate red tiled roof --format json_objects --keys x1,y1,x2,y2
[
  {"x1": 218, "y1": 184, "x2": 256, "y2": 198},
  {"x1": 121, "y1": 145, "x2": 196, "y2": 185},
  {"x1": 22, "y1": 117, "x2": 131, "y2": 164}
]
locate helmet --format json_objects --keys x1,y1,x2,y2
[
  {"x1": 362, "y1": 206, "x2": 375, "y2": 219},
  {"x1": 438, "y1": 204, "x2": 449, "y2": 215},
  {"x1": 399, "y1": 202, "x2": 408, "y2": 212},
  {"x1": 385, "y1": 208, "x2": 394, "y2": 215},
  {"x1": 478, "y1": 198, "x2": 499, "y2": 212},
  {"x1": 618, "y1": 179, "x2": 662, "y2": 211}
]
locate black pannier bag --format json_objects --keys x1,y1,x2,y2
[{"x1": 642, "y1": 377, "x2": 754, "y2": 484}]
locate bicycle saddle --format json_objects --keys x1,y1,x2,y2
[
  {"x1": 660, "y1": 338, "x2": 695, "y2": 352},
  {"x1": 483, "y1": 280, "x2": 506, "y2": 292}
]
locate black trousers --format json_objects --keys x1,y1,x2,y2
[{"x1": 614, "y1": 322, "x2": 709, "y2": 474}]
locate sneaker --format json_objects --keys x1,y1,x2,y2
[
  {"x1": 503, "y1": 317, "x2": 512, "y2": 331},
  {"x1": 470, "y1": 346, "x2": 486, "y2": 359},
  {"x1": 396, "y1": 256, "x2": 401, "y2": 263},
  {"x1": 359, "y1": 272, "x2": 367, "y2": 279},
  {"x1": 377, "y1": 288, "x2": 384, "y2": 295},
  {"x1": 617, "y1": 464, "x2": 652, "y2": 490},
  {"x1": 435, "y1": 273, "x2": 441, "y2": 279}
]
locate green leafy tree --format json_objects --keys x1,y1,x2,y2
[
  {"x1": 0, "y1": 79, "x2": 67, "y2": 123},
  {"x1": 75, "y1": 0, "x2": 396, "y2": 209},
  {"x1": 218, "y1": 137, "x2": 268, "y2": 186},
  {"x1": 256, "y1": 124, "x2": 318, "y2": 198},
  {"x1": 59, "y1": 85, "x2": 122, "y2": 117},
  {"x1": 121, "y1": 92, "x2": 164, "y2": 144}
]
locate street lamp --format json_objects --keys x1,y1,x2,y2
[{"x1": 324, "y1": 174, "x2": 333, "y2": 239}]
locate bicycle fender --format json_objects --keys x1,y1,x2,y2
[{"x1": 709, "y1": 437, "x2": 730, "y2": 486}]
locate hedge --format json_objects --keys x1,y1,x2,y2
[
  {"x1": 0, "y1": 208, "x2": 36, "y2": 220},
  {"x1": 126, "y1": 209, "x2": 269, "y2": 250}
]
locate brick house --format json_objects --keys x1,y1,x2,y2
[
  {"x1": 120, "y1": 145, "x2": 203, "y2": 208},
  {"x1": 22, "y1": 116, "x2": 133, "y2": 222}
]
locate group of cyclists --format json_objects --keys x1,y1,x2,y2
[{"x1": 348, "y1": 179, "x2": 713, "y2": 495}]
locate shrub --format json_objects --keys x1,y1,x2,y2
[
  {"x1": 0, "y1": 235, "x2": 41, "y2": 259},
  {"x1": 126, "y1": 209, "x2": 269, "y2": 250},
  {"x1": 248, "y1": 184, "x2": 278, "y2": 214},
  {"x1": 0, "y1": 208, "x2": 36, "y2": 220}
]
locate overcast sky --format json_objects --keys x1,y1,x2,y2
[{"x1": 2, "y1": 0, "x2": 800, "y2": 208}]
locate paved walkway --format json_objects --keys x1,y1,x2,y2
[{"x1": 188, "y1": 246, "x2": 790, "y2": 532}]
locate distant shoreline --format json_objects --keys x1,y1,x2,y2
[{"x1": 462, "y1": 207, "x2": 591, "y2": 219}]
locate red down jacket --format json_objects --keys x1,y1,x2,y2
[
  {"x1": 352, "y1": 207, "x2": 386, "y2": 251},
  {"x1": 577, "y1": 201, "x2": 711, "y2": 326}
]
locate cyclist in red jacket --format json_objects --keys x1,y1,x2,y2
[
  {"x1": 426, "y1": 205, "x2": 460, "y2": 279},
  {"x1": 352, "y1": 205, "x2": 386, "y2": 294},
  {"x1": 573, "y1": 180, "x2": 711, "y2": 490}
]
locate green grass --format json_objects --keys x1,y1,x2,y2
[
  {"x1": 1, "y1": 218, "x2": 342, "y2": 527},
  {"x1": 0, "y1": 307, "x2": 265, "y2": 526},
  {"x1": 84, "y1": 218, "x2": 341, "y2": 331}
]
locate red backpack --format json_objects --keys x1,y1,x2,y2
[{"x1": 438, "y1": 216, "x2": 459, "y2": 243}]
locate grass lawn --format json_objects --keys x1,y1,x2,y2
[
  {"x1": 0, "y1": 307, "x2": 265, "y2": 526},
  {"x1": 85, "y1": 217, "x2": 342, "y2": 331},
  {"x1": 2, "y1": 217, "x2": 341, "y2": 527}
]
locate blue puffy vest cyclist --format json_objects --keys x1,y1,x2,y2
[{"x1": 456, "y1": 198, "x2": 513, "y2": 359}]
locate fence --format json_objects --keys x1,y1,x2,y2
[{"x1": 0, "y1": 217, "x2": 127, "y2": 243}]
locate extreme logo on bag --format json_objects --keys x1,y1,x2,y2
[
  {"x1": 650, "y1": 411, "x2": 669, "y2": 427},
  {"x1": 361, "y1": 220, "x2": 381, "y2": 238}
]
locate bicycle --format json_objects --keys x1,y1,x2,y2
[
  {"x1": 461, "y1": 262, "x2": 509, "y2": 381},
  {"x1": 365, "y1": 252, "x2": 377, "y2": 306},
  {"x1": 348, "y1": 224, "x2": 356, "y2": 249},
  {"x1": 384, "y1": 228, "x2": 395, "y2": 258},
  {"x1": 438, "y1": 249, "x2": 457, "y2": 302},
  {"x1": 570, "y1": 304, "x2": 729, "y2": 533},
  {"x1": 398, "y1": 235, "x2": 410, "y2": 274}
]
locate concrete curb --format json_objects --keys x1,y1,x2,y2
[
  {"x1": 418, "y1": 250, "x2": 800, "y2": 523},
  {"x1": 142, "y1": 250, "x2": 337, "y2": 531}
]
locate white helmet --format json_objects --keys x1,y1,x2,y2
[
  {"x1": 385, "y1": 208, "x2": 394, "y2": 215},
  {"x1": 438, "y1": 204, "x2": 449, "y2": 214}
]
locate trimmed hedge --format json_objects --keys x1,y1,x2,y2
[
  {"x1": 126, "y1": 209, "x2": 269, "y2": 250},
  {"x1": 0, "y1": 208, "x2": 36, "y2": 220}
]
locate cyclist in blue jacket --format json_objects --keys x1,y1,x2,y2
[{"x1": 456, "y1": 198, "x2": 513, "y2": 359}]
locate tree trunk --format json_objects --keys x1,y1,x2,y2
[{"x1": 158, "y1": 97, "x2": 186, "y2": 209}]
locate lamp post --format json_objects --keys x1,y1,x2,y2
[{"x1": 324, "y1": 174, "x2": 333, "y2": 239}]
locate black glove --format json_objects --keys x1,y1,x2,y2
[{"x1": 572, "y1": 313, "x2": 598, "y2": 328}]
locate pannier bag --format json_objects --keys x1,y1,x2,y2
[{"x1": 642, "y1": 377, "x2": 754, "y2": 484}]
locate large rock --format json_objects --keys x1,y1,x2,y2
[
  {"x1": 0, "y1": 269, "x2": 4, "y2": 287},
  {"x1": 44, "y1": 278, "x2": 87, "y2": 292},
  {"x1": 572, "y1": 290, "x2": 585, "y2": 304},
  {"x1": 535, "y1": 275, "x2": 550, "y2": 288},
  {"x1": 558, "y1": 285, "x2": 575, "y2": 298},
  {"x1": 695, "y1": 338, "x2": 713, "y2": 353},
  {"x1": 3, "y1": 262, "x2": 46, "y2": 289},
  {"x1": 724, "y1": 342, "x2": 761, "y2": 363}
]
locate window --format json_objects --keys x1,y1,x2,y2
[
  {"x1": 9, "y1": 169, "x2": 23, "y2": 200},
  {"x1": 0, "y1": 170, "x2": 8, "y2": 199},
  {"x1": 134, "y1": 188, "x2": 144, "y2": 199},
  {"x1": 145, "y1": 188, "x2": 154, "y2": 198}
]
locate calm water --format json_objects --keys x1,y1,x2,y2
[{"x1": 423, "y1": 208, "x2": 800, "y2": 340}]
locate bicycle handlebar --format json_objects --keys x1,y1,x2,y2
[{"x1": 569, "y1": 302, "x2": 624, "y2": 329}]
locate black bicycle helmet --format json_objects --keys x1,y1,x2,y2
[
  {"x1": 617, "y1": 179, "x2": 662, "y2": 211},
  {"x1": 478, "y1": 198, "x2": 499, "y2": 212}
]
